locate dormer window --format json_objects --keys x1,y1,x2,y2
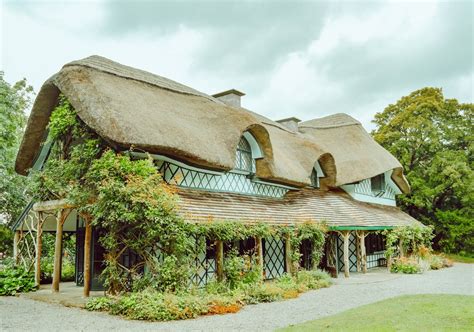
[
  {"x1": 235, "y1": 136, "x2": 256, "y2": 173},
  {"x1": 310, "y1": 161, "x2": 325, "y2": 189},
  {"x1": 310, "y1": 169, "x2": 319, "y2": 188},
  {"x1": 371, "y1": 174, "x2": 385, "y2": 192}
]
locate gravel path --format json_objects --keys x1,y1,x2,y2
[{"x1": 1, "y1": 263, "x2": 473, "y2": 331}]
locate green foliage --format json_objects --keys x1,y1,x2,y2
[
  {"x1": 372, "y1": 88, "x2": 473, "y2": 254},
  {"x1": 108, "y1": 291, "x2": 210, "y2": 321},
  {"x1": 383, "y1": 225, "x2": 434, "y2": 258},
  {"x1": 85, "y1": 296, "x2": 113, "y2": 311},
  {"x1": 194, "y1": 221, "x2": 272, "y2": 241},
  {"x1": 0, "y1": 224, "x2": 13, "y2": 255},
  {"x1": 390, "y1": 257, "x2": 422, "y2": 274},
  {"x1": 0, "y1": 72, "x2": 33, "y2": 224},
  {"x1": 0, "y1": 265, "x2": 36, "y2": 296},
  {"x1": 47, "y1": 95, "x2": 78, "y2": 142},
  {"x1": 86, "y1": 269, "x2": 332, "y2": 321},
  {"x1": 223, "y1": 249, "x2": 261, "y2": 290},
  {"x1": 78, "y1": 151, "x2": 194, "y2": 294}
]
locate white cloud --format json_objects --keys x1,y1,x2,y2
[{"x1": 1, "y1": 0, "x2": 471, "y2": 129}]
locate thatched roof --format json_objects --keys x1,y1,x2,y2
[
  {"x1": 16, "y1": 55, "x2": 409, "y2": 192},
  {"x1": 176, "y1": 188, "x2": 420, "y2": 227},
  {"x1": 299, "y1": 114, "x2": 410, "y2": 192}
]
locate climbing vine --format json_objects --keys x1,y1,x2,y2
[{"x1": 383, "y1": 225, "x2": 434, "y2": 259}]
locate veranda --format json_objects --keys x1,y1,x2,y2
[{"x1": 13, "y1": 199, "x2": 390, "y2": 297}]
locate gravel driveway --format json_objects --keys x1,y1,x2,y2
[{"x1": 1, "y1": 263, "x2": 473, "y2": 331}]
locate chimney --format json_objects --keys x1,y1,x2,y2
[
  {"x1": 276, "y1": 117, "x2": 301, "y2": 132},
  {"x1": 212, "y1": 89, "x2": 245, "y2": 108}
]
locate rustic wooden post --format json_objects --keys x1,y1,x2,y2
[
  {"x1": 215, "y1": 240, "x2": 224, "y2": 282},
  {"x1": 35, "y1": 212, "x2": 44, "y2": 287},
  {"x1": 284, "y1": 233, "x2": 292, "y2": 274},
  {"x1": 83, "y1": 217, "x2": 92, "y2": 297},
  {"x1": 360, "y1": 231, "x2": 367, "y2": 274},
  {"x1": 13, "y1": 230, "x2": 21, "y2": 265},
  {"x1": 387, "y1": 255, "x2": 393, "y2": 271},
  {"x1": 52, "y1": 210, "x2": 66, "y2": 292},
  {"x1": 356, "y1": 234, "x2": 361, "y2": 272},
  {"x1": 342, "y1": 231, "x2": 350, "y2": 278},
  {"x1": 255, "y1": 237, "x2": 264, "y2": 278}
]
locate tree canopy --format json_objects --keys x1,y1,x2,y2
[
  {"x1": 0, "y1": 72, "x2": 33, "y2": 224},
  {"x1": 372, "y1": 87, "x2": 473, "y2": 254}
]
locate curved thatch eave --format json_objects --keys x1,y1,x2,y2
[
  {"x1": 15, "y1": 77, "x2": 60, "y2": 175},
  {"x1": 299, "y1": 114, "x2": 410, "y2": 194}
]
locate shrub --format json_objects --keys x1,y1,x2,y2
[
  {"x1": 242, "y1": 283, "x2": 284, "y2": 303},
  {"x1": 223, "y1": 250, "x2": 261, "y2": 290},
  {"x1": 429, "y1": 255, "x2": 444, "y2": 270},
  {"x1": 85, "y1": 297, "x2": 113, "y2": 311},
  {"x1": 390, "y1": 257, "x2": 422, "y2": 274},
  {"x1": 87, "y1": 268, "x2": 333, "y2": 321},
  {"x1": 109, "y1": 290, "x2": 210, "y2": 321},
  {"x1": 295, "y1": 269, "x2": 332, "y2": 290},
  {"x1": 0, "y1": 266, "x2": 36, "y2": 296}
]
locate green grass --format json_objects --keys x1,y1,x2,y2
[
  {"x1": 443, "y1": 253, "x2": 474, "y2": 264},
  {"x1": 281, "y1": 295, "x2": 474, "y2": 332}
]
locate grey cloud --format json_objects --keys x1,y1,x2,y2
[{"x1": 102, "y1": 1, "x2": 329, "y2": 75}]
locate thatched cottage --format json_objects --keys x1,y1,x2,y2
[{"x1": 13, "y1": 56, "x2": 420, "y2": 294}]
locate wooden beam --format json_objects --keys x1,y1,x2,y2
[
  {"x1": 13, "y1": 231, "x2": 20, "y2": 265},
  {"x1": 215, "y1": 240, "x2": 224, "y2": 282},
  {"x1": 255, "y1": 237, "x2": 264, "y2": 279},
  {"x1": 83, "y1": 218, "x2": 92, "y2": 297},
  {"x1": 52, "y1": 210, "x2": 66, "y2": 292},
  {"x1": 34, "y1": 213, "x2": 44, "y2": 287},
  {"x1": 285, "y1": 233, "x2": 292, "y2": 274},
  {"x1": 33, "y1": 199, "x2": 74, "y2": 212},
  {"x1": 342, "y1": 231, "x2": 350, "y2": 278}
]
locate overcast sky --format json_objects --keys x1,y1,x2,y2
[{"x1": 1, "y1": 0, "x2": 472, "y2": 130}]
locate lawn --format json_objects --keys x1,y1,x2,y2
[
  {"x1": 281, "y1": 294, "x2": 474, "y2": 331},
  {"x1": 443, "y1": 253, "x2": 474, "y2": 264}
]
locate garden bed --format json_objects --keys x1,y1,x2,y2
[{"x1": 86, "y1": 269, "x2": 332, "y2": 321}]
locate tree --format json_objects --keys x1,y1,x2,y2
[
  {"x1": 0, "y1": 72, "x2": 34, "y2": 224},
  {"x1": 372, "y1": 87, "x2": 473, "y2": 254}
]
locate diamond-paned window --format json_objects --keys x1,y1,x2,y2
[
  {"x1": 156, "y1": 160, "x2": 288, "y2": 198},
  {"x1": 263, "y1": 237, "x2": 286, "y2": 279}
]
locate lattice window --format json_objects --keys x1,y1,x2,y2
[
  {"x1": 336, "y1": 233, "x2": 358, "y2": 272},
  {"x1": 235, "y1": 137, "x2": 255, "y2": 172},
  {"x1": 156, "y1": 160, "x2": 288, "y2": 198},
  {"x1": 263, "y1": 237, "x2": 286, "y2": 280},
  {"x1": 190, "y1": 236, "x2": 216, "y2": 287}
]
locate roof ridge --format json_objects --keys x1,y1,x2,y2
[{"x1": 63, "y1": 55, "x2": 223, "y2": 104}]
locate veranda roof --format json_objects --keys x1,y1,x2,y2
[
  {"x1": 176, "y1": 188, "x2": 421, "y2": 228},
  {"x1": 16, "y1": 55, "x2": 409, "y2": 191}
]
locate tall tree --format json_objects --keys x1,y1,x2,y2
[
  {"x1": 372, "y1": 87, "x2": 473, "y2": 254},
  {"x1": 0, "y1": 72, "x2": 33, "y2": 224}
]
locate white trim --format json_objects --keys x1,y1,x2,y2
[
  {"x1": 314, "y1": 161, "x2": 325, "y2": 177},
  {"x1": 252, "y1": 178, "x2": 297, "y2": 190},
  {"x1": 128, "y1": 152, "x2": 223, "y2": 175},
  {"x1": 349, "y1": 192, "x2": 397, "y2": 206},
  {"x1": 243, "y1": 131, "x2": 263, "y2": 159}
]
